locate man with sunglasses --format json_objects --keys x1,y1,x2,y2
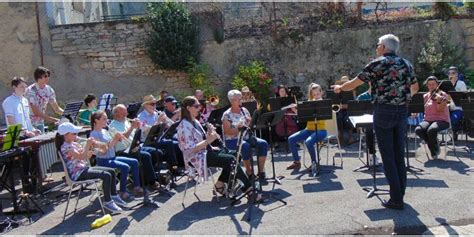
[
  {"x1": 25, "y1": 66, "x2": 63, "y2": 133},
  {"x1": 332, "y1": 34, "x2": 419, "y2": 210}
]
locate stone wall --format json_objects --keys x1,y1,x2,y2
[{"x1": 0, "y1": 2, "x2": 472, "y2": 126}]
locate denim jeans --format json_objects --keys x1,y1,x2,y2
[
  {"x1": 225, "y1": 137, "x2": 268, "y2": 161},
  {"x1": 288, "y1": 129, "x2": 327, "y2": 162},
  {"x1": 33, "y1": 123, "x2": 45, "y2": 134},
  {"x1": 117, "y1": 146, "x2": 163, "y2": 186},
  {"x1": 373, "y1": 103, "x2": 408, "y2": 203},
  {"x1": 96, "y1": 156, "x2": 141, "y2": 193}
]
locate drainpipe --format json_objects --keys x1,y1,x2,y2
[{"x1": 35, "y1": 2, "x2": 44, "y2": 66}]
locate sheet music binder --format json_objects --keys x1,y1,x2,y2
[{"x1": 61, "y1": 101, "x2": 83, "y2": 123}]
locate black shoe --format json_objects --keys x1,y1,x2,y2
[
  {"x1": 381, "y1": 199, "x2": 404, "y2": 210},
  {"x1": 258, "y1": 172, "x2": 268, "y2": 186}
]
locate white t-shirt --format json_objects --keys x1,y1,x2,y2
[
  {"x1": 452, "y1": 79, "x2": 467, "y2": 111},
  {"x1": 25, "y1": 83, "x2": 57, "y2": 125},
  {"x1": 2, "y1": 94, "x2": 34, "y2": 131}
]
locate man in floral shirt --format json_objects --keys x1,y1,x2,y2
[
  {"x1": 333, "y1": 34, "x2": 419, "y2": 210},
  {"x1": 26, "y1": 66, "x2": 63, "y2": 133}
]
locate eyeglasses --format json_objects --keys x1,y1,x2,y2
[
  {"x1": 376, "y1": 44, "x2": 384, "y2": 49},
  {"x1": 449, "y1": 71, "x2": 457, "y2": 75},
  {"x1": 192, "y1": 104, "x2": 202, "y2": 109},
  {"x1": 147, "y1": 103, "x2": 157, "y2": 106},
  {"x1": 43, "y1": 74, "x2": 50, "y2": 78}
]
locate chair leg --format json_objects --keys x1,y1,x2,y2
[
  {"x1": 74, "y1": 185, "x2": 83, "y2": 215},
  {"x1": 422, "y1": 142, "x2": 431, "y2": 160},
  {"x1": 181, "y1": 176, "x2": 190, "y2": 205},
  {"x1": 63, "y1": 186, "x2": 74, "y2": 221},
  {"x1": 94, "y1": 182, "x2": 106, "y2": 216}
]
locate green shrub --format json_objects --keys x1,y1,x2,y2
[
  {"x1": 146, "y1": 2, "x2": 199, "y2": 70},
  {"x1": 416, "y1": 21, "x2": 465, "y2": 85},
  {"x1": 187, "y1": 61, "x2": 217, "y2": 97},
  {"x1": 231, "y1": 60, "x2": 273, "y2": 105}
]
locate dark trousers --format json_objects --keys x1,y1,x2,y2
[
  {"x1": 117, "y1": 146, "x2": 163, "y2": 186},
  {"x1": 77, "y1": 166, "x2": 117, "y2": 202},
  {"x1": 366, "y1": 127, "x2": 375, "y2": 155},
  {"x1": 415, "y1": 120, "x2": 449, "y2": 156},
  {"x1": 373, "y1": 104, "x2": 408, "y2": 203},
  {"x1": 152, "y1": 139, "x2": 184, "y2": 167},
  {"x1": 206, "y1": 150, "x2": 251, "y2": 192}
]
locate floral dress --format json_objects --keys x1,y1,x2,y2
[{"x1": 176, "y1": 119, "x2": 208, "y2": 181}]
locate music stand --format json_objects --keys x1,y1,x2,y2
[
  {"x1": 232, "y1": 110, "x2": 287, "y2": 222},
  {"x1": 439, "y1": 80, "x2": 455, "y2": 93},
  {"x1": 159, "y1": 121, "x2": 180, "y2": 141},
  {"x1": 127, "y1": 102, "x2": 142, "y2": 119},
  {"x1": 97, "y1": 94, "x2": 117, "y2": 117},
  {"x1": 406, "y1": 93, "x2": 426, "y2": 173},
  {"x1": 253, "y1": 110, "x2": 285, "y2": 184},
  {"x1": 207, "y1": 105, "x2": 230, "y2": 140},
  {"x1": 61, "y1": 101, "x2": 83, "y2": 124},
  {"x1": 268, "y1": 97, "x2": 293, "y2": 111},
  {"x1": 460, "y1": 99, "x2": 474, "y2": 153},
  {"x1": 144, "y1": 124, "x2": 166, "y2": 146},
  {"x1": 347, "y1": 100, "x2": 374, "y2": 172},
  {"x1": 2, "y1": 124, "x2": 21, "y2": 151},
  {"x1": 326, "y1": 90, "x2": 354, "y2": 105},
  {"x1": 242, "y1": 101, "x2": 258, "y2": 116},
  {"x1": 297, "y1": 99, "x2": 332, "y2": 176}
]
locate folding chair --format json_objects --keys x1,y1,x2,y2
[
  {"x1": 181, "y1": 162, "x2": 217, "y2": 206},
  {"x1": 58, "y1": 151, "x2": 105, "y2": 221}
]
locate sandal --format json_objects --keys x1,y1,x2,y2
[
  {"x1": 214, "y1": 183, "x2": 226, "y2": 196},
  {"x1": 133, "y1": 187, "x2": 144, "y2": 197},
  {"x1": 286, "y1": 161, "x2": 301, "y2": 170}
]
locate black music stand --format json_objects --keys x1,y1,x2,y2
[
  {"x1": 254, "y1": 110, "x2": 285, "y2": 184},
  {"x1": 231, "y1": 111, "x2": 287, "y2": 222},
  {"x1": 61, "y1": 101, "x2": 83, "y2": 124},
  {"x1": 207, "y1": 105, "x2": 230, "y2": 141},
  {"x1": 1, "y1": 124, "x2": 44, "y2": 220},
  {"x1": 242, "y1": 101, "x2": 258, "y2": 116},
  {"x1": 439, "y1": 80, "x2": 455, "y2": 93},
  {"x1": 144, "y1": 124, "x2": 166, "y2": 146},
  {"x1": 268, "y1": 97, "x2": 293, "y2": 111},
  {"x1": 347, "y1": 100, "x2": 374, "y2": 172},
  {"x1": 406, "y1": 93, "x2": 425, "y2": 173},
  {"x1": 326, "y1": 90, "x2": 355, "y2": 104},
  {"x1": 127, "y1": 102, "x2": 142, "y2": 119},
  {"x1": 297, "y1": 99, "x2": 332, "y2": 176}
]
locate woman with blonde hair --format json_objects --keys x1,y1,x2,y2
[{"x1": 286, "y1": 83, "x2": 328, "y2": 170}]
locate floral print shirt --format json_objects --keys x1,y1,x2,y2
[
  {"x1": 221, "y1": 107, "x2": 251, "y2": 140},
  {"x1": 60, "y1": 142, "x2": 89, "y2": 181},
  {"x1": 176, "y1": 119, "x2": 208, "y2": 181},
  {"x1": 25, "y1": 83, "x2": 57, "y2": 125},
  {"x1": 357, "y1": 53, "x2": 417, "y2": 105}
]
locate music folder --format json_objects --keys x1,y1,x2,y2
[{"x1": 2, "y1": 124, "x2": 22, "y2": 151}]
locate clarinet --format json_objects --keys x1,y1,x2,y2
[{"x1": 203, "y1": 122, "x2": 225, "y2": 150}]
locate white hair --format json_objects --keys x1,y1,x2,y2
[
  {"x1": 378, "y1": 34, "x2": 399, "y2": 53},
  {"x1": 112, "y1": 104, "x2": 127, "y2": 115},
  {"x1": 227, "y1": 89, "x2": 242, "y2": 101}
]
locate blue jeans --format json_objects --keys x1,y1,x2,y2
[
  {"x1": 373, "y1": 103, "x2": 408, "y2": 203},
  {"x1": 96, "y1": 156, "x2": 141, "y2": 193},
  {"x1": 450, "y1": 110, "x2": 463, "y2": 132},
  {"x1": 33, "y1": 123, "x2": 45, "y2": 134},
  {"x1": 225, "y1": 137, "x2": 268, "y2": 161},
  {"x1": 288, "y1": 129, "x2": 327, "y2": 162}
]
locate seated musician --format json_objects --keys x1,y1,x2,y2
[
  {"x1": 2, "y1": 77, "x2": 40, "y2": 137},
  {"x1": 26, "y1": 66, "x2": 64, "y2": 133},
  {"x1": 90, "y1": 111, "x2": 144, "y2": 201},
  {"x1": 274, "y1": 84, "x2": 298, "y2": 140},
  {"x1": 78, "y1": 93, "x2": 97, "y2": 126},
  {"x1": 109, "y1": 104, "x2": 164, "y2": 190},
  {"x1": 415, "y1": 76, "x2": 450, "y2": 159},
  {"x1": 163, "y1": 96, "x2": 181, "y2": 122},
  {"x1": 287, "y1": 83, "x2": 328, "y2": 170},
  {"x1": 156, "y1": 90, "x2": 169, "y2": 111},
  {"x1": 335, "y1": 76, "x2": 355, "y2": 146},
  {"x1": 177, "y1": 96, "x2": 261, "y2": 200},
  {"x1": 448, "y1": 66, "x2": 467, "y2": 140},
  {"x1": 56, "y1": 122, "x2": 126, "y2": 213},
  {"x1": 137, "y1": 95, "x2": 183, "y2": 168},
  {"x1": 241, "y1": 86, "x2": 256, "y2": 103},
  {"x1": 222, "y1": 90, "x2": 268, "y2": 182}
]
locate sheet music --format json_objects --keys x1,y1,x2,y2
[{"x1": 349, "y1": 114, "x2": 373, "y2": 128}]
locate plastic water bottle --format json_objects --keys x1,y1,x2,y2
[{"x1": 91, "y1": 214, "x2": 112, "y2": 229}]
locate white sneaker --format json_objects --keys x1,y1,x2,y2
[
  {"x1": 104, "y1": 201, "x2": 123, "y2": 214},
  {"x1": 111, "y1": 195, "x2": 128, "y2": 208}
]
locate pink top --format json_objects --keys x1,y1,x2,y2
[{"x1": 423, "y1": 92, "x2": 449, "y2": 123}]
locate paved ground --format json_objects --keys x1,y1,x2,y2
[{"x1": 2, "y1": 135, "x2": 473, "y2": 235}]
